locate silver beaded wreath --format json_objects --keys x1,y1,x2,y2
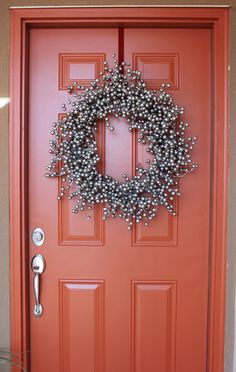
[{"x1": 45, "y1": 54, "x2": 197, "y2": 229}]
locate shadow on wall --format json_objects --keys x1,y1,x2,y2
[
  {"x1": 225, "y1": 167, "x2": 236, "y2": 370},
  {"x1": 0, "y1": 349, "x2": 26, "y2": 371}
]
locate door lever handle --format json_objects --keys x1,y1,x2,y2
[{"x1": 31, "y1": 254, "x2": 46, "y2": 318}]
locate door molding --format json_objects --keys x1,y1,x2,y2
[
  {"x1": 9, "y1": 7, "x2": 228, "y2": 371},
  {"x1": 9, "y1": 4, "x2": 232, "y2": 7}
]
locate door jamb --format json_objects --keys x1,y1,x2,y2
[{"x1": 9, "y1": 7, "x2": 228, "y2": 372}]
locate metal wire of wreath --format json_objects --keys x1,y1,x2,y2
[{"x1": 45, "y1": 54, "x2": 197, "y2": 229}]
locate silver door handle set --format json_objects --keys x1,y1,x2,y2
[{"x1": 31, "y1": 228, "x2": 46, "y2": 318}]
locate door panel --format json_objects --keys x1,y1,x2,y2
[
  {"x1": 29, "y1": 26, "x2": 211, "y2": 372},
  {"x1": 131, "y1": 281, "x2": 177, "y2": 372},
  {"x1": 59, "y1": 280, "x2": 104, "y2": 372}
]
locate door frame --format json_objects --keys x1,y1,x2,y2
[{"x1": 9, "y1": 7, "x2": 228, "y2": 371}]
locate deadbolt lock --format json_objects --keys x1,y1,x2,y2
[{"x1": 32, "y1": 228, "x2": 45, "y2": 247}]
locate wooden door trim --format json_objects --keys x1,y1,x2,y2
[{"x1": 9, "y1": 8, "x2": 228, "y2": 372}]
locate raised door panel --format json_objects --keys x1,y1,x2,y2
[
  {"x1": 131, "y1": 130, "x2": 178, "y2": 246},
  {"x1": 131, "y1": 281, "x2": 177, "y2": 372},
  {"x1": 59, "y1": 280, "x2": 104, "y2": 372},
  {"x1": 133, "y1": 53, "x2": 179, "y2": 89},
  {"x1": 57, "y1": 114, "x2": 105, "y2": 246},
  {"x1": 59, "y1": 53, "x2": 105, "y2": 89}
]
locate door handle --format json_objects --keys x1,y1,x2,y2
[{"x1": 31, "y1": 254, "x2": 46, "y2": 318}]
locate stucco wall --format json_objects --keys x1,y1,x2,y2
[{"x1": 0, "y1": 1, "x2": 235, "y2": 371}]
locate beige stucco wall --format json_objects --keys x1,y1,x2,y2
[{"x1": 0, "y1": 1, "x2": 235, "y2": 371}]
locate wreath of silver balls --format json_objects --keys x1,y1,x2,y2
[{"x1": 45, "y1": 54, "x2": 197, "y2": 229}]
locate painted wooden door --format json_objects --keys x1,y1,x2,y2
[{"x1": 29, "y1": 26, "x2": 211, "y2": 372}]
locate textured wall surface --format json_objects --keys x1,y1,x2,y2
[{"x1": 0, "y1": 1, "x2": 235, "y2": 371}]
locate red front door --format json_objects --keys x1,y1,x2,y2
[{"x1": 29, "y1": 25, "x2": 211, "y2": 372}]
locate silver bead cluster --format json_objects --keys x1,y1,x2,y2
[{"x1": 45, "y1": 54, "x2": 197, "y2": 229}]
